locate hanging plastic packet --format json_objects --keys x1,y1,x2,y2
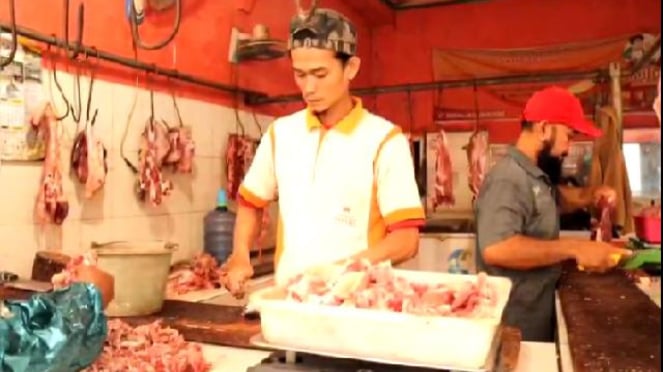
[{"x1": 0, "y1": 283, "x2": 107, "y2": 372}]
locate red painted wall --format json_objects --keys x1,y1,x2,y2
[
  {"x1": 0, "y1": 0, "x2": 658, "y2": 139},
  {"x1": 369, "y1": 0, "x2": 661, "y2": 141},
  {"x1": 0, "y1": 0, "x2": 373, "y2": 116}
]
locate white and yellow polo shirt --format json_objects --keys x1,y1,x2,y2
[{"x1": 238, "y1": 99, "x2": 425, "y2": 285}]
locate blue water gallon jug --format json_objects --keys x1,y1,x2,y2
[{"x1": 203, "y1": 189, "x2": 236, "y2": 264}]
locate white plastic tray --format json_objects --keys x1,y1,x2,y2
[{"x1": 249, "y1": 270, "x2": 512, "y2": 370}]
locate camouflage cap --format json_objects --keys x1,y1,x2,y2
[{"x1": 288, "y1": 8, "x2": 357, "y2": 56}]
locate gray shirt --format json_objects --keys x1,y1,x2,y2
[{"x1": 475, "y1": 147, "x2": 561, "y2": 342}]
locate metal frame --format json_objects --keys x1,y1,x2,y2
[
  {"x1": 248, "y1": 69, "x2": 610, "y2": 105},
  {"x1": 379, "y1": 0, "x2": 489, "y2": 11},
  {"x1": 0, "y1": 20, "x2": 267, "y2": 101}
]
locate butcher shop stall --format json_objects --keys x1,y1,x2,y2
[{"x1": 0, "y1": 0, "x2": 661, "y2": 371}]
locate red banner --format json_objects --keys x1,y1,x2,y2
[{"x1": 432, "y1": 33, "x2": 661, "y2": 123}]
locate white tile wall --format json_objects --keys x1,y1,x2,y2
[{"x1": 0, "y1": 70, "x2": 272, "y2": 278}]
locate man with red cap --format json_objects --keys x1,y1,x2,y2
[{"x1": 475, "y1": 86, "x2": 632, "y2": 342}]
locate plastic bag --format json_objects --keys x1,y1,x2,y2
[{"x1": 0, "y1": 283, "x2": 107, "y2": 372}]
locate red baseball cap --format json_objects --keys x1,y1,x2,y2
[{"x1": 522, "y1": 86, "x2": 602, "y2": 138}]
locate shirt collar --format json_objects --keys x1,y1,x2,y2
[
  {"x1": 507, "y1": 146, "x2": 549, "y2": 182},
  {"x1": 305, "y1": 97, "x2": 364, "y2": 134}
]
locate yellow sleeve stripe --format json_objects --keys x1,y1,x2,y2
[{"x1": 383, "y1": 207, "x2": 425, "y2": 226}]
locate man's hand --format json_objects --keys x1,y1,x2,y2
[
  {"x1": 219, "y1": 254, "x2": 254, "y2": 299},
  {"x1": 573, "y1": 241, "x2": 632, "y2": 272},
  {"x1": 74, "y1": 266, "x2": 115, "y2": 309},
  {"x1": 592, "y1": 186, "x2": 617, "y2": 208}
]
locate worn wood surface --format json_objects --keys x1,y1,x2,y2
[
  {"x1": 31, "y1": 251, "x2": 70, "y2": 282},
  {"x1": 559, "y1": 264, "x2": 661, "y2": 372},
  {"x1": 115, "y1": 300, "x2": 262, "y2": 349}
]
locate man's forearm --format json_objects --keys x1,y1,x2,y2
[
  {"x1": 558, "y1": 185, "x2": 593, "y2": 213},
  {"x1": 483, "y1": 235, "x2": 576, "y2": 270},
  {"x1": 351, "y1": 228, "x2": 419, "y2": 265},
  {"x1": 231, "y1": 205, "x2": 263, "y2": 261}
]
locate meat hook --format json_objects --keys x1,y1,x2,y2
[
  {"x1": 129, "y1": 0, "x2": 182, "y2": 51},
  {"x1": 85, "y1": 48, "x2": 100, "y2": 128},
  {"x1": 0, "y1": 0, "x2": 17, "y2": 69},
  {"x1": 472, "y1": 82, "x2": 480, "y2": 133},
  {"x1": 294, "y1": 0, "x2": 319, "y2": 21},
  {"x1": 63, "y1": 0, "x2": 84, "y2": 60},
  {"x1": 47, "y1": 41, "x2": 71, "y2": 121},
  {"x1": 406, "y1": 89, "x2": 414, "y2": 134}
]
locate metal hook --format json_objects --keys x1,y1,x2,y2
[
  {"x1": 85, "y1": 48, "x2": 99, "y2": 126},
  {"x1": 472, "y1": 81, "x2": 480, "y2": 131},
  {"x1": 63, "y1": 0, "x2": 84, "y2": 60},
  {"x1": 47, "y1": 40, "x2": 71, "y2": 121},
  {"x1": 129, "y1": 0, "x2": 182, "y2": 51},
  {"x1": 294, "y1": 0, "x2": 319, "y2": 21},
  {"x1": 0, "y1": 0, "x2": 17, "y2": 69}
]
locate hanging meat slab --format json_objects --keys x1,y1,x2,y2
[
  {"x1": 71, "y1": 131, "x2": 88, "y2": 183},
  {"x1": 164, "y1": 126, "x2": 195, "y2": 173},
  {"x1": 85, "y1": 124, "x2": 108, "y2": 198},
  {"x1": 225, "y1": 134, "x2": 258, "y2": 201},
  {"x1": 137, "y1": 118, "x2": 173, "y2": 206},
  {"x1": 464, "y1": 131, "x2": 489, "y2": 202},
  {"x1": 431, "y1": 129, "x2": 455, "y2": 210},
  {"x1": 32, "y1": 103, "x2": 69, "y2": 225}
]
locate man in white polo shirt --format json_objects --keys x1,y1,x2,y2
[{"x1": 220, "y1": 7, "x2": 425, "y2": 296}]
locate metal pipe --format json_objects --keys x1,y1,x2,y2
[
  {"x1": 380, "y1": 0, "x2": 490, "y2": 11},
  {"x1": 248, "y1": 69, "x2": 608, "y2": 105},
  {"x1": 0, "y1": 20, "x2": 266, "y2": 100}
]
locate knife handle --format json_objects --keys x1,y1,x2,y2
[{"x1": 577, "y1": 253, "x2": 622, "y2": 271}]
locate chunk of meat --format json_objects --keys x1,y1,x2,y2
[
  {"x1": 430, "y1": 130, "x2": 455, "y2": 209},
  {"x1": 464, "y1": 131, "x2": 488, "y2": 203},
  {"x1": 284, "y1": 260, "x2": 498, "y2": 318},
  {"x1": 32, "y1": 103, "x2": 69, "y2": 225},
  {"x1": 84, "y1": 124, "x2": 108, "y2": 198},
  {"x1": 166, "y1": 253, "x2": 223, "y2": 296}
]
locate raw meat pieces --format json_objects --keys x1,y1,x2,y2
[
  {"x1": 85, "y1": 319, "x2": 209, "y2": 372},
  {"x1": 284, "y1": 260, "x2": 498, "y2": 318},
  {"x1": 464, "y1": 131, "x2": 488, "y2": 203},
  {"x1": 166, "y1": 253, "x2": 224, "y2": 296},
  {"x1": 51, "y1": 252, "x2": 98, "y2": 289},
  {"x1": 431, "y1": 129, "x2": 455, "y2": 209}
]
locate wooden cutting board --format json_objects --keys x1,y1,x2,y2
[{"x1": 114, "y1": 300, "x2": 262, "y2": 349}]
